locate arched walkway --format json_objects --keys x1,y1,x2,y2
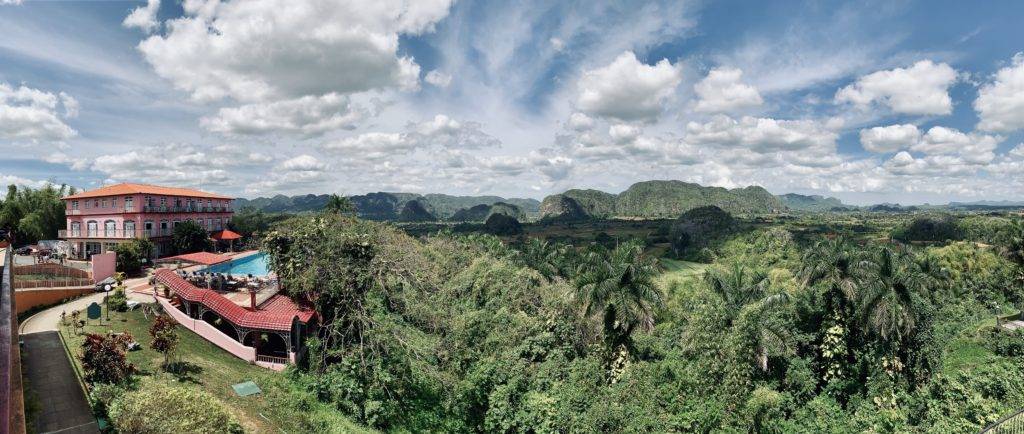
[
  {"x1": 243, "y1": 330, "x2": 288, "y2": 358},
  {"x1": 201, "y1": 310, "x2": 239, "y2": 340}
]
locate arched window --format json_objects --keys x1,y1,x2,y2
[
  {"x1": 86, "y1": 221, "x2": 98, "y2": 237},
  {"x1": 124, "y1": 220, "x2": 136, "y2": 237},
  {"x1": 70, "y1": 221, "x2": 81, "y2": 237},
  {"x1": 104, "y1": 220, "x2": 116, "y2": 237}
]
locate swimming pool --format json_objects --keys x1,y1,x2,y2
[{"x1": 206, "y1": 253, "x2": 271, "y2": 276}]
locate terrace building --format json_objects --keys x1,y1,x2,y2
[{"x1": 60, "y1": 183, "x2": 234, "y2": 259}]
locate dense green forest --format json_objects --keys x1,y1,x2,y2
[
  {"x1": 258, "y1": 207, "x2": 1024, "y2": 432},
  {"x1": 0, "y1": 184, "x2": 71, "y2": 245}
]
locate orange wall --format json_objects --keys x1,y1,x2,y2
[{"x1": 14, "y1": 287, "x2": 92, "y2": 315}]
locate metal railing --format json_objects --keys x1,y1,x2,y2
[
  {"x1": 981, "y1": 408, "x2": 1024, "y2": 433},
  {"x1": 141, "y1": 206, "x2": 232, "y2": 213},
  {"x1": 255, "y1": 354, "x2": 288, "y2": 365}
]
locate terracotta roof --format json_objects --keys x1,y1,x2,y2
[
  {"x1": 64, "y1": 183, "x2": 233, "y2": 200},
  {"x1": 154, "y1": 269, "x2": 311, "y2": 332},
  {"x1": 259, "y1": 294, "x2": 316, "y2": 323},
  {"x1": 155, "y1": 252, "x2": 230, "y2": 266},
  {"x1": 211, "y1": 229, "x2": 242, "y2": 240}
]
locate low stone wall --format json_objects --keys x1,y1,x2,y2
[{"x1": 14, "y1": 287, "x2": 93, "y2": 315}]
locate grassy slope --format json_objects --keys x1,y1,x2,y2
[{"x1": 60, "y1": 305, "x2": 372, "y2": 434}]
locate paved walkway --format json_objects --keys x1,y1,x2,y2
[
  {"x1": 18, "y1": 275, "x2": 155, "y2": 433},
  {"x1": 1002, "y1": 320, "x2": 1024, "y2": 331},
  {"x1": 20, "y1": 277, "x2": 155, "y2": 334},
  {"x1": 21, "y1": 331, "x2": 99, "y2": 434}
]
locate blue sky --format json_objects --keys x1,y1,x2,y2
[{"x1": 1, "y1": 0, "x2": 1023, "y2": 204}]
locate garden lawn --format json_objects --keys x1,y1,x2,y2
[
  {"x1": 59, "y1": 304, "x2": 373, "y2": 434},
  {"x1": 941, "y1": 315, "x2": 1003, "y2": 377}
]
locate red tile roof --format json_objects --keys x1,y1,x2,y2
[
  {"x1": 64, "y1": 183, "x2": 233, "y2": 200},
  {"x1": 211, "y1": 229, "x2": 242, "y2": 240},
  {"x1": 156, "y1": 252, "x2": 230, "y2": 266},
  {"x1": 154, "y1": 269, "x2": 312, "y2": 332},
  {"x1": 259, "y1": 295, "x2": 316, "y2": 323}
]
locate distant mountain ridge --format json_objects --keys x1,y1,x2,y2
[
  {"x1": 234, "y1": 192, "x2": 541, "y2": 221},
  {"x1": 778, "y1": 193, "x2": 850, "y2": 212},
  {"x1": 540, "y1": 180, "x2": 784, "y2": 220}
]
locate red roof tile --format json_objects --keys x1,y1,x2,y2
[
  {"x1": 154, "y1": 269, "x2": 311, "y2": 332},
  {"x1": 259, "y1": 295, "x2": 316, "y2": 323},
  {"x1": 64, "y1": 183, "x2": 233, "y2": 200},
  {"x1": 156, "y1": 252, "x2": 229, "y2": 265}
]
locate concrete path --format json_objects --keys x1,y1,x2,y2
[
  {"x1": 21, "y1": 331, "x2": 99, "y2": 434},
  {"x1": 20, "y1": 277, "x2": 155, "y2": 334},
  {"x1": 1002, "y1": 320, "x2": 1024, "y2": 331},
  {"x1": 17, "y1": 276, "x2": 155, "y2": 433}
]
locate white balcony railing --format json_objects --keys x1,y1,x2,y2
[{"x1": 59, "y1": 228, "x2": 180, "y2": 239}]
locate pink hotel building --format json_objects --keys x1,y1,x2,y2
[{"x1": 60, "y1": 183, "x2": 234, "y2": 259}]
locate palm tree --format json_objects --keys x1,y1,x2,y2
[
  {"x1": 857, "y1": 247, "x2": 924, "y2": 350},
  {"x1": 574, "y1": 240, "x2": 663, "y2": 352},
  {"x1": 704, "y1": 264, "x2": 790, "y2": 372},
  {"x1": 800, "y1": 237, "x2": 864, "y2": 316},
  {"x1": 324, "y1": 194, "x2": 356, "y2": 216},
  {"x1": 518, "y1": 238, "x2": 561, "y2": 280}
]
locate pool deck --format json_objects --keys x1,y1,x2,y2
[{"x1": 132, "y1": 250, "x2": 279, "y2": 308}]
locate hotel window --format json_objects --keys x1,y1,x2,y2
[
  {"x1": 124, "y1": 220, "x2": 136, "y2": 236},
  {"x1": 215, "y1": 218, "x2": 222, "y2": 230},
  {"x1": 70, "y1": 221, "x2": 81, "y2": 237},
  {"x1": 85, "y1": 200, "x2": 90, "y2": 209},
  {"x1": 144, "y1": 196, "x2": 152, "y2": 207},
  {"x1": 125, "y1": 197, "x2": 133, "y2": 210},
  {"x1": 172, "y1": 219, "x2": 179, "y2": 228},
  {"x1": 101, "y1": 199, "x2": 108, "y2": 208},
  {"x1": 145, "y1": 220, "x2": 153, "y2": 235},
  {"x1": 71, "y1": 201, "x2": 79, "y2": 210},
  {"x1": 111, "y1": 198, "x2": 118, "y2": 210},
  {"x1": 160, "y1": 197, "x2": 167, "y2": 207},
  {"x1": 160, "y1": 220, "x2": 168, "y2": 232},
  {"x1": 87, "y1": 221, "x2": 98, "y2": 237},
  {"x1": 104, "y1": 220, "x2": 116, "y2": 237}
]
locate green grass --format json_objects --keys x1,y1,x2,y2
[
  {"x1": 60, "y1": 305, "x2": 373, "y2": 434},
  {"x1": 660, "y1": 258, "x2": 709, "y2": 276},
  {"x1": 941, "y1": 315, "x2": 1001, "y2": 377}
]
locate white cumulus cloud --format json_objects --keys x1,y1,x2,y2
[
  {"x1": 835, "y1": 60, "x2": 958, "y2": 115},
  {"x1": 859, "y1": 124, "x2": 920, "y2": 153},
  {"x1": 693, "y1": 67, "x2": 763, "y2": 113},
  {"x1": 975, "y1": 53, "x2": 1024, "y2": 132},
  {"x1": 0, "y1": 82, "x2": 77, "y2": 142},
  {"x1": 200, "y1": 93, "x2": 368, "y2": 137},
  {"x1": 577, "y1": 51, "x2": 683, "y2": 122},
  {"x1": 137, "y1": 0, "x2": 452, "y2": 103},
  {"x1": 122, "y1": 0, "x2": 161, "y2": 33}
]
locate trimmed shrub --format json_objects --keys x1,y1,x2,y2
[{"x1": 109, "y1": 380, "x2": 244, "y2": 434}]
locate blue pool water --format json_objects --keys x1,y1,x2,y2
[{"x1": 206, "y1": 253, "x2": 271, "y2": 276}]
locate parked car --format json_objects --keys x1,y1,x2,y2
[
  {"x1": 94, "y1": 277, "x2": 116, "y2": 292},
  {"x1": 14, "y1": 246, "x2": 32, "y2": 255}
]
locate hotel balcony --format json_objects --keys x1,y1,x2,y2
[
  {"x1": 141, "y1": 206, "x2": 233, "y2": 213},
  {"x1": 66, "y1": 206, "x2": 233, "y2": 215},
  {"x1": 58, "y1": 229, "x2": 178, "y2": 239}
]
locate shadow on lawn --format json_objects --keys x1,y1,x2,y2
[{"x1": 165, "y1": 360, "x2": 204, "y2": 384}]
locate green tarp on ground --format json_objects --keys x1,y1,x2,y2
[{"x1": 232, "y1": 381, "x2": 261, "y2": 396}]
